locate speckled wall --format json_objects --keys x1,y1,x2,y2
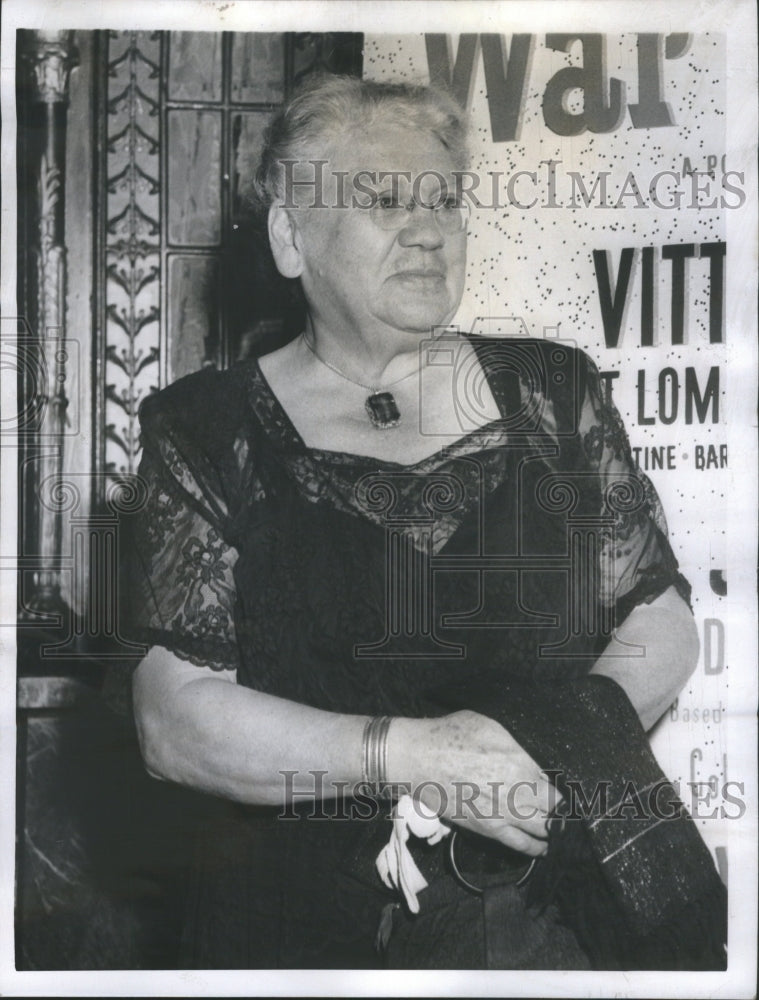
[{"x1": 365, "y1": 33, "x2": 732, "y2": 873}]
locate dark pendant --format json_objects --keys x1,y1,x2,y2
[{"x1": 365, "y1": 392, "x2": 401, "y2": 429}]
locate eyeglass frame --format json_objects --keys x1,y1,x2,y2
[{"x1": 366, "y1": 191, "x2": 471, "y2": 233}]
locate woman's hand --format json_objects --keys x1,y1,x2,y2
[
  {"x1": 134, "y1": 648, "x2": 558, "y2": 850},
  {"x1": 387, "y1": 710, "x2": 559, "y2": 857}
]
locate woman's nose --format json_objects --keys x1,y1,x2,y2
[{"x1": 396, "y1": 206, "x2": 445, "y2": 249}]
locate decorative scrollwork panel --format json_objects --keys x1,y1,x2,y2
[{"x1": 103, "y1": 31, "x2": 161, "y2": 478}]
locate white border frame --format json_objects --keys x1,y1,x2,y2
[{"x1": 1, "y1": 2, "x2": 756, "y2": 996}]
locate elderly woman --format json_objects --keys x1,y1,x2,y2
[{"x1": 129, "y1": 76, "x2": 725, "y2": 970}]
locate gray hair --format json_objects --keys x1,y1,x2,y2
[{"x1": 253, "y1": 74, "x2": 469, "y2": 212}]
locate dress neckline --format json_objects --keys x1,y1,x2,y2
[{"x1": 249, "y1": 338, "x2": 517, "y2": 471}]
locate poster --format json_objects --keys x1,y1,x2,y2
[{"x1": 1, "y1": 0, "x2": 756, "y2": 996}]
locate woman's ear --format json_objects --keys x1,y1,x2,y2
[{"x1": 268, "y1": 205, "x2": 304, "y2": 279}]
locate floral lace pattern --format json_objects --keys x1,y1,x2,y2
[
  {"x1": 126, "y1": 338, "x2": 690, "y2": 679},
  {"x1": 127, "y1": 394, "x2": 241, "y2": 670}
]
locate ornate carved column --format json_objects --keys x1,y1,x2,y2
[{"x1": 18, "y1": 30, "x2": 79, "y2": 618}]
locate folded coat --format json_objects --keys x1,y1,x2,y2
[{"x1": 432, "y1": 671, "x2": 727, "y2": 971}]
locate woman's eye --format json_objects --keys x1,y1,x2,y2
[{"x1": 376, "y1": 193, "x2": 403, "y2": 210}]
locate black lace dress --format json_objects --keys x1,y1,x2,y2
[{"x1": 128, "y1": 337, "x2": 690, "y2": 969}]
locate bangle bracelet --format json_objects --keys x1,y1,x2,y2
[
  {"x1": 362, "y1": 715, "x2": 394, "y2": 797},
  {"x1": 361, "y1": 717, "x2": 374, "y2": 789}
]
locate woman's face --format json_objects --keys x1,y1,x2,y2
[{"x1": 291, "y1": 124, "x2": 468, "y2": 344}]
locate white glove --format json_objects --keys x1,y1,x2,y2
[{"x1": 375, "y1": 793, "x2": 451, "y2": 913}]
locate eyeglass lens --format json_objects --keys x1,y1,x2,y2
[{"x1": 370, "y1": 197, "x2": 469, "y2": 232}]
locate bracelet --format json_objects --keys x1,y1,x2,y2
[{"x1": 362, "y1": 715, "x2": 394, "y2": 798}]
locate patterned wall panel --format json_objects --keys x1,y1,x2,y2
[
  {"x1": 167, "y1": 31, "x2": 223, "y2": 102},
  {"x1": 103, "y1": 32, "x2": 161, "y2": 478},
  {"x1": 167, "y1": 110, "x2": 222, "y2": 245},
  {"x1": 168, "y1": 256, "x2": 219, "y2": 381},
  {"x1": 97, "y1": 31, "x2": 362, "y2": 485},
  {"x1": 231, "y1": 112, "x2": 268, "y2": 213},
  {"x1": 231, "y1": 33, "x2": 285, "y2": 103},
  {"x1": 291, "y1": 33, "x2": 365, "y2": 87}
]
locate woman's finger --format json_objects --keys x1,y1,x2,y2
[
  {"x1": 495, "y1": 825, "x2": 549, "y2": 857},
  {"x1": 501, "y1": 777, "x2": 554, "y2": 838}
]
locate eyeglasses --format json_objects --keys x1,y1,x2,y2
[{"x1": 368, "y1": 193, "x2": 471, "y2": 234}]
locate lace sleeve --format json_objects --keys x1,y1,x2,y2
[
  {"x1": 126, "y1": 394, "x2": 240, "y2": 672},
  {"x1": 576, "y1": 352, "x2": 692, "y2": 620}
]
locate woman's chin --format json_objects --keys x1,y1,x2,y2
[{"x1": 382, "y1": 304, "x2": 458, "y2": 336}]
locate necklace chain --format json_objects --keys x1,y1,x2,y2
[{"x1": 300, "y1": 332, "x2": 423, "y2": 395}]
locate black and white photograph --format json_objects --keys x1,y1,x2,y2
[{"x1": 1, "y1": 1, "x2": 756, "y2": 995}]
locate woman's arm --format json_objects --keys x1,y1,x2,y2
[
  {"x1": 590, "y1": 584, "x2": 699, "y2": 731},
  {"x1": 133, "y1": 585, "x2": 694, "y2": 852},
  {"x1": 566, "y1": 349, "x2": 698, "y2": 730},
  {"x1": 133, "y1": 646, "x2": 555, "y2": 855},
  {"x1": 133, "y1": 646, "x2": 367, "y2": 804}
]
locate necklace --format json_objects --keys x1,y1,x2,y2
[{"x1": 300, "y1": 332, "x2": 423, "y2": 430}]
